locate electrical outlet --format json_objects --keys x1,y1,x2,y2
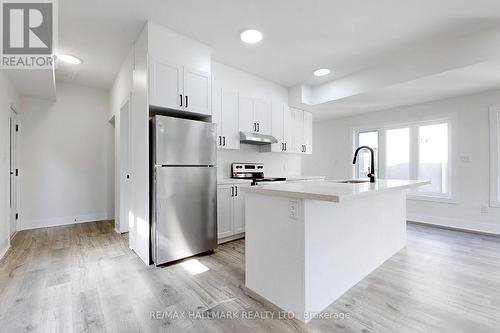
[{"x1": 289, "y1": 200, "x2": 298, "y2": 220}]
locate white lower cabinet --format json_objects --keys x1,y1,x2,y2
[{"x1": 217, "y1": 183, "x2": 249, "y2": 242}]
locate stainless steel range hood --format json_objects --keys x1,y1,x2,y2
[{"x1": 240, "y1": 132, "x2": 278, "y2": 145}]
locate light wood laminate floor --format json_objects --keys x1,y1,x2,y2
[{"x1": 0, "y1": 221, "x2": 499, "y2": 333}]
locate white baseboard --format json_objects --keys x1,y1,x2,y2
[
  {"x1": 0, "y1": 239, "x2": 10, "y2": 260},
  {"x1": 20, "y1": 213, "x2": 112, "y2": 231},
  {"x1": 407, "y1": 213, "x2": 500, "y2": 235}
]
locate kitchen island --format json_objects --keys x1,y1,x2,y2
[{"x1": 241, "y1": 179, "x2": 429, "y2": 323}]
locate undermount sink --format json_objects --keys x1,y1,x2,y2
[{"x1": 334, "y1": 179, "x2": 370, "y2": 184}]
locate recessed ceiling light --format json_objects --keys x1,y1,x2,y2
[
  {"x1": 57, "y1": 54, "x2": 82, "y2": 65},
  {"x1": 313, "y1": 68, "x2": 331, "y2": 77},
  {"x1": 240, "y1": 29, "x2": 263, "y2": 44}
]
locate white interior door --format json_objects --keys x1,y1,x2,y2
[
  {"x1": 9, "y1": 109, "x2": 18, "y2": 237},
  {"x1": 119, "y1": 98, "x2": 131, "y2": 233}
]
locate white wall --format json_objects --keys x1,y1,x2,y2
[
  {"x1": 212, "y1": 61, "x2": 302, "y2": 178},
  {"x1": 0, "y1": 70, "x2": 20, "y2": 257},
  {"x1": 19, "y1": 81, "x2": 112, "y2": 230},
  {"x1": 109, "y1": 48, "x2": 134, "y2": 232},
  {"x1": 303, "y1": 89, "x2": 500, "y2": 235}
]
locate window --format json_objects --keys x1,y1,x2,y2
[
  {"x1": 386, "y1": 128, "x2": 410, "y2": 180},
  {"x1": 418, "y1": 123, "x2": 448, "y2": 195},
  {"x1": 355, "y1": 131, "x2": 379, "y2": 179},
  {"x1": 354, "y1": 117, "x2": 453, "y2": 200}
]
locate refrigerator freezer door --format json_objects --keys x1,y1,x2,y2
[
  {"x1": 154, "y1": 166, "x2": 217, "y2": 264},
  {"x1": 154, "y1": 115, "x2": 216, "y2": 166}
]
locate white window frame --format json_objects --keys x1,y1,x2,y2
[
  {"x1": 352, "y1": 113, "x2": 458, "y2": 203},
  {"x1": 489, "y1": 107, "x2": 500, "y2": 207}
]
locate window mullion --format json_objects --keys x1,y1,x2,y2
[
  {"x1": 409, "y1": 126, "x2": 419, "y2": 180},
  {"x1": 379, "y1": 129, "x2": 386, "y2": 179}
]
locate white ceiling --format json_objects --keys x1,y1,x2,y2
[{"x1": 56, "y1": 0, "x2": 500, "y2": 116}]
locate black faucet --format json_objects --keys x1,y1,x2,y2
[{"x1": 352, "y1": 146, "x2": 376, "y2": 183}]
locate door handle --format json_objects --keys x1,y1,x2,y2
[
  {"x1": 185, "y1": 96, "x2": 189, "y2": 108},
  {"x1": 235, "y1": 186, "x2": 238, "y2": 196},
  {"x1": 180, "y1": 94, "x2": 183, "y2": 107},
  {"x1": 223, "y1": 136, "x2": 226, "y2": 146},
  {"x1": 231, "y1": 186, "x2": 234, "y2": 197}
]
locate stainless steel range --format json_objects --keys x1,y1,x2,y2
[{"x1": 231, "y1": 163, "x2": 286, "y2": 185}]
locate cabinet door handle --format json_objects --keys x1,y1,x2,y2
[
  {"x1": 223, "y1": 136, "x2": 226, "y2": 146},
  {"x1": 257, "y1": 123, "x2": 260, "y2": 132},
  {"x1": 281, "y1": 143, "x2": 284, "y2": 151},
  {"x1": 235, "y1": 186, "x2": 238, "y2": 196},
  {"x1": 218, "y1": 136, "x2": 222, "y2": 146},
  {"x1": 231, "y1": 186, "x2": 234, "y2": 197},
  {"x1": 185, "y1": 95, "x2": 189, "y2": 108},
  {"x1": 253, "y1": 123, "x2": 256, "y2": 132},
  {"x1": 180, "y1": 94, "x2": 183, "y2": 107},
  {"x1": 285, "y1": 143, "x2": 287, "y2": 151}
]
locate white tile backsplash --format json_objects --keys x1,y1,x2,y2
[{"x1": 217, "y1": 144, "x2": 302, "y2": 179}]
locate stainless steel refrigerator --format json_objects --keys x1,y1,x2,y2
[{"x1": 151, "y1": 115, "x2": 217, "y2": 266}]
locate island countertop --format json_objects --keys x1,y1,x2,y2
[{"x1": 241, "y1": 179, "x2": 430, "y2": 203}]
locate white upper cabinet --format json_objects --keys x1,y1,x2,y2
[
  {"x1": 283, "y1": 106, "x2": 293, "y2": 153},
  {"x1": 149, "y1": 59, "x2": 183, "y2": 110},
  {"x1": 239, "y1": 97, "x2": 271, "y2": 134},
  {"x1": 183, "y1": 67, "x2": 211, "y2": 115},
  {"x1": 303, "y1": 111, "x2": 313, "y2": 154},
  {"x1": 147, "y1": 22, "x2": 211, "y2": 116},
  {"x1": 265, "y1": 102, "x2": 292, "y2": 153},
  {"x1": 254, "y1": 99, "x2": 271, "y2": 135},
  {"x1": 269, "y1": 102, "x2": 285, "y2": 152},
  {"x1": 291, "y1": 108, "x2": 304, "y2": 153},
  {"x1": 239, "y1": 97, "x2": 255, "y2": 133},
  {"x1": 213, "y1": 86, "x2": 240, "y2": 150}
]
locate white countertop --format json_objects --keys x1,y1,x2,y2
[
  {"x1": 217, "y1": 178, "x2": 253, "y2": 185},
  {"x1": 241, "y1": 179, "x2": 430, "y2": 203},
  {"x1": 217, "y1": 175, "x2": 325, "y2": 185},
  {"x1": 276, "y1": 175, "x2": 326, "y2": 181}
]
